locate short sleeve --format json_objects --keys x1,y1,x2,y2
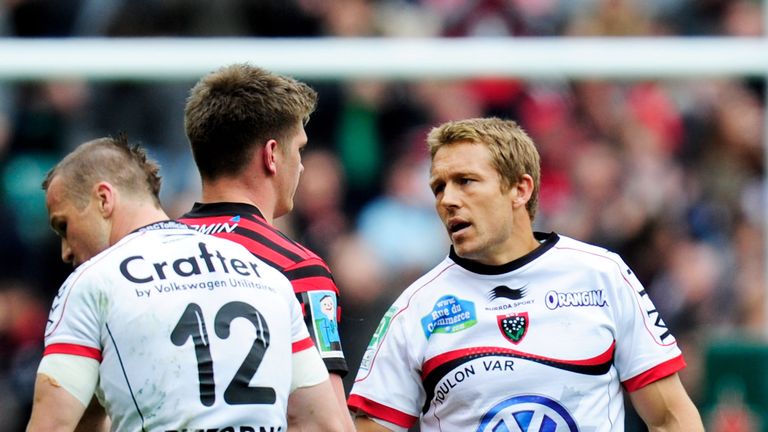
[
  {"x1": 290, "y1": 258, "x2": 348, "y2": 376},
  {"x1": 609, "y1": 256, "x2": 685, "y2": 391},
  {"x1": 44, "y1": 269, "x2": 104, "y2": 361},
  {"x1": 348, "y1": 303, "x2": 423, "y2": 430},
  {"x1": 287, "y1": 277, "x2": 316, "y2": 354}
]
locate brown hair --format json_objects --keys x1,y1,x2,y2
[
  {"x1": 427, "y1": 117, "x2": 541, "y2": 221},
  {"x1": 42, "y1": 134, "x2": 162, "y2": 209},
  {"x1": 184, "y1": 63, "x2": 318, "y2": 180}
]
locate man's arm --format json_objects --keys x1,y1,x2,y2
[
  {"x1": 328, "y1": 373, "x2": 355, "y2": 431},
  {"x1": 27, "y1": 374, "x2": 87, "y2": 432},
  {"x1": 74, "y1": 396, "x2": 110, "y2": 432},
  {"x1": 629, "y1": 373, "x2": 704, "y2": 431},
  {"x1": 287, "y1": 378, "x2": 347, "y2": 431},
  {"x1": 28, "y1": 353, "x2": 101, "y2": 432},
  {"x1": 353, "y1": 416, "x2": 397, "y2": 432}
]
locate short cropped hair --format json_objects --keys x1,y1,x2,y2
[
  {"x1": 427, "y1": 117, "x2": 541, "y2": 221},
  {"x1": 42, "y1": 134, "x2": 162, "y2": 209},
  {"x1": 184, "y1": 63, "x2": 318, "y2": 180}
]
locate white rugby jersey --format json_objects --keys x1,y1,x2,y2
[
  {"x1": 43, "y1": 222, "x2": 317, "y2": 432},
  {"x1": 348, "y1": 232, "x2": 685, "y2": 432}
]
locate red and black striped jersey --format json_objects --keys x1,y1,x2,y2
[{"x1": 179, "y1": 202, "x2": 348, "y2": 376}]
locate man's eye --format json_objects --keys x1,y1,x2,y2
[{"x1": 56, "y1": 223, "x2": 67, "y2": 237}]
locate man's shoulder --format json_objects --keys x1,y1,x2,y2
[
  {"x1": 549, "y1": 234, "x2": 624, "y2": 267},
  {"x1": 182, "y1": 214, "x2": 325, "y2": 267},
  {"x1": 229, "y1": 219, "x2": 324, "y2": 266},
  {"x1": 386, "y1": 257, "x2": 454, "y2": 304}
]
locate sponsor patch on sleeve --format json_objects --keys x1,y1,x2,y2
[
  {"x1": 359, "y1": 306, "x2": 398, "y2": 371},
  {"x1": 307, "y1": 290, "x2": 343, "y2": 356}
]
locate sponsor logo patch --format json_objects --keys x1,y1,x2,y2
[
  {"x1": 421, "y1": 295, "x2": 477, "y2": 339},
  {"x1": 486, "y1": 284, "x2": 534, "y2": 311},
  {"x1": 477, "y1": 394, "x2": 579, "y2": 432},
  {"x1": 367, "y1": 306, "x2": 397, "y2": 350},
  {"x1": 497, "y1": 312, "x2": 528, "y2": 344},
  {"x1": 308, "y1": 291, "x2": 342, "y2": 355},
  {"x1": 545, "y1": 290, "x2": 607, "y2": 310},
  {"x1": 359, "y1": 306, "x2": 398, "y2": 371},
  {"x1": 488, "y1": 285, "x2": 527, "y2": 301}
]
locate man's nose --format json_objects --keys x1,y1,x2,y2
[
  {"x1": 61, "y1": 239, "x2": 74, "y2": 265},
  {"x1": 440, "y1": 184, "x2": 461, "y2": 208}
]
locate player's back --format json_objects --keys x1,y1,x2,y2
[
  {"x1": 179, "y1": 203, "x2": 348, "y2": 374},
  {"x1": 45, "y1": 225, "x2": 304, "y2": 431}
]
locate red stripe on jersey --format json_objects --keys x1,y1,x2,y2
[
  {"x1": 234, "y1": 218, "x2": 319, "y2": 265},
  {"x1": 229, "y1": 234, "x2": 299, "y2": 269},
  {"x1": 347, "y1": 394, "x2": 419, "y2": 429},
  {"x1": 291, "y1": 276, "x2": 338, "y2": 294},
  {"x1": 44, "y1": 343, "x2": 102, "y2": 361},
  {"x1": 422, "y1": 341, "x2": 616, "y2": 378},
  {"x1": 292, "y1": 337, "x2": 315, "y2": 353},
  {"x1": 236, "y1": 217, "x2": 310, "y2": 255},
  {"x1": 622, "y1": 354, "x2": 686, "y2": 392},
  {"x1": 180, "y1": 212, "x2": 340, "y2": 295},
  {"x1": 289, "y1": 257, "x2": 332, "y2": 272},
  {"x1": 181, "y1": 213, "x2": 300, "y2": 258},
  {"x1": 180, "y1": 214, "x2": 321, "y2": 269}
]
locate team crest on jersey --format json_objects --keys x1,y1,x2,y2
[{"x1": 497, "y1": 312, "x2": 528, "y2": 344}]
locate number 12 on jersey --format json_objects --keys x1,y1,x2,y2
[{"x1": 171, "y1": 301, "x2": 275, "y2": 406}]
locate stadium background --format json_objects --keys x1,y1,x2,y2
[{"x1": 0, "y1": 0, "x2": 766, "y2": 430}]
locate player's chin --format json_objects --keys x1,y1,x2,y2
[{"x1": 451, "y1": 239, "x2": 476, "y2": 258}]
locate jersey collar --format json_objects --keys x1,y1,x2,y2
[
  {"x1": 133, "y1": 220, "x2": 191, "y2": 234},
  {"x1": 449, "y1": 231, "x2": 559, "y2": 275},
  {"x1": 185, "y1": 202, "x2": 266, "y2": 220}
]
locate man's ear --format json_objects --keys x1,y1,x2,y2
[
  {"x1": 94, "y1": 182, "x2": 116, "y2": 218},
  {"x1": 262, "y1": 139, "x2": 279, "y2": 175},
  {"x1": 511, "y1": 174, "x2": 534, "y2": 209}
]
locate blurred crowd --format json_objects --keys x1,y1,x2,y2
[{"x1": 0, "y1": 0, "x2": 765, "y2": 430}]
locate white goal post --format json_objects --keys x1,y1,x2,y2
[{"x1": 0, "y1": 37, "x2": 765, "y2": 80}]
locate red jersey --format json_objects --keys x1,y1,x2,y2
[{"x1": 179, "y1": 202, "x2": 348, "y2": 375}]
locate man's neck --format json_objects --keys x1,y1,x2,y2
[
  {"x1": 200, "y1": 178, "x2": 276, "y2": 224},
  {"x1": 110, "y1": 204, "x2": 170, "y2": 246}
]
